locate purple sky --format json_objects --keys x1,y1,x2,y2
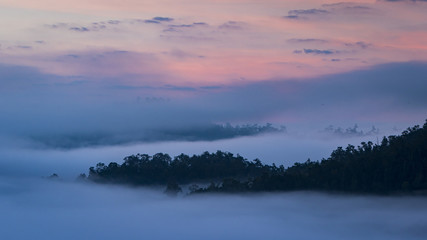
[{"x1": 0, "y1": 0, "x2": 426, "y2": 148}]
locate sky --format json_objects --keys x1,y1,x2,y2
[{"x1": 0, "y1": 0, "x2": 426, "y2": 149}]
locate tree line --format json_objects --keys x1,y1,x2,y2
[
  {"x1": 84, "y1": 120, "x2": 427, "y2": 195},
  {"x1": 87, "y1": 151, "x2": 277, "y2": 185}
]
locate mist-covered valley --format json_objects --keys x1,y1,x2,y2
[
  {"x1": 1, "y1": 125, "x2": 426, "y2": 239},
  {"x1": 0, "y1": 127, "x2": 391, "y2": 179},
  {"x1": 1, "y1": 176, "x2": 426, "y2": 240}
]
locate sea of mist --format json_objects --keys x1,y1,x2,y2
[
  {"x1": 1, "y1": 125, "x2": 426, "y2": 240},
  {"x1": 0, "y1": 131, "x2": 387, "y2": 179},
  {"x1": 0, "y1": 176, "x2": 426, "y2": 240}
]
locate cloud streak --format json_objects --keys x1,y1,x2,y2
[
  {"x1": 287, "y1": 38, "x2": 329, "y2": 44},
  {"x1": 288, "y1": 8, "x2": 329, "y2": 15},
  {"x1": 284, "y1": 2, "x2": 375, "y2": 20},
  {"x1": 293, "y1": 49, "x2": 337, "y2": 55}
]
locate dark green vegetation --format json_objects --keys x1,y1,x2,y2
[
  {"x1": 87, "y1": 151, "x2": 273, "y2": 185},
  {"x1": 36, "y1": 123, "x2": 284, "y2": 149},
  {"x1": 86, "y1": 121, "x2": 427, "y2": 195}
]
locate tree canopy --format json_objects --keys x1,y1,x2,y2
[
  {"x1": 88, "y1": 150, "x2": 275, "y2": 185},
  {"x1": 85, "y1": 120, "x2": 427, "y2": 195}
]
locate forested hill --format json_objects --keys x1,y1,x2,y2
[
  {"x1": 87, "y1": 151, "x2": 278, "y2": 185},
  {"x1": 85, "y1": 120, "x2": 427, "y2": 195},
  {"x1": 224, "y1": 120, "x2": 427, "y2": 194}
]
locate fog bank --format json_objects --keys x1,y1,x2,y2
[
  {"x1": 0, "y1": 132, "x2": 386, "y2": 179},
  {"x1": 1, "y1": 177, "x2": 426, "y2": 240}
]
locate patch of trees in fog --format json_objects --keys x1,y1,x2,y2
[
  {"x1": 35, "y1": 123, "x2": 284, "y2": 149},
  {"x1": 323, "y1": 124, "x2": 380, "y2": 137},
  {"x1": 87, "y1": 151, "x2": 274, "y2": 185},
  {"x1": 156, "y1": 123, "x2": 285, "y2": 141},
  {"x1": 84, "y1": 120, "x2": 427, "y2": 195}
]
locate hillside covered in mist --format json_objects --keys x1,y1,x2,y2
[{"x1": 85, "y1": 120, "x2": 427, "y2": 195}]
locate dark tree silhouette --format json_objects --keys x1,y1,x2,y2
[
  {"x1": 164, "y1": 181, "x2": 182, "y2": 197},
  {"x1": 86, "y1": 120, "x2": 427, "y2": 195}
]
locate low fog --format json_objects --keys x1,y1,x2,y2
[
  {"x1": 0, "y1": 131, "x2": 389, "y2": 179},
  {"x1": 1, "y1": 177, "x2": 426, "y2": 240}
]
